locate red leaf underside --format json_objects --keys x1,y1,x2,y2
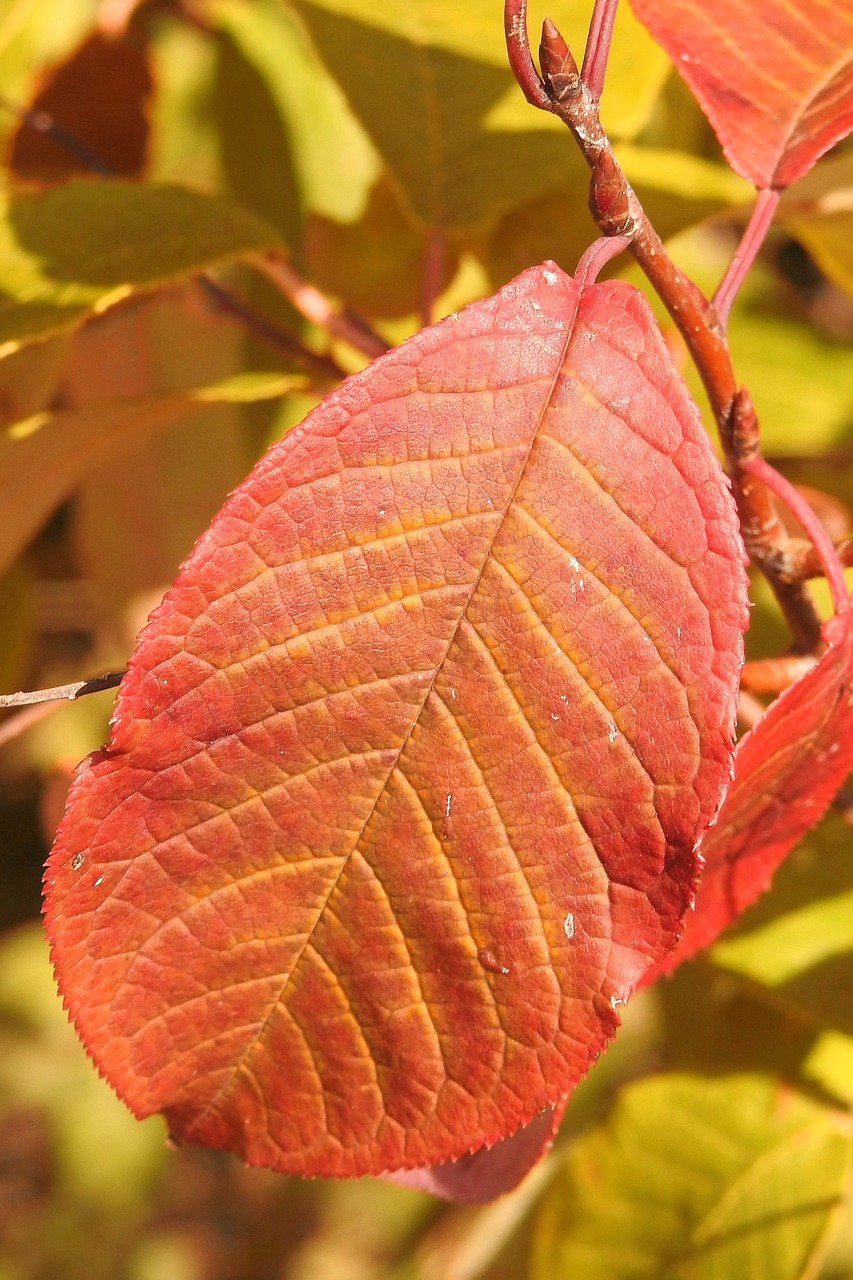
[
  {"x1": 44, "y1": 263, "x2": 747, "y2": 1178},
  {"x1": 653, "y1": 610, "x2": 853, "y2": 976},
  {"x1": 386, "y1": 1100, "x2": 566, "y2": 1203},
  {"x1": 630, "y1": 0, "x2": 853, "y2": 188}
]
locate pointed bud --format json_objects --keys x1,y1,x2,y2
[
  {"x1": 539, "y1": 19, "x2": 580, "y2": 101},
  {"x1": 588, "y1": 150, "x2": 634, "y2": 237}
]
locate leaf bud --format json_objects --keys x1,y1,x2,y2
[
  {"x1": 588, "y1": 150, "x2": 634, "y2": 236},
  {"x1": 539, "y1": 18, "x2": 580, "y2": 101}
]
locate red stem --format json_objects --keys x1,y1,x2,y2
[
  {"x1": 574, "y1": 233, "x2": 633, "y2": 288},
  {"x1": 741, "y1": 455, "x2": 850, "y2": 615},
  {"x1": 713, "y1": 187, "x2": 780, "y2": 328},
  {"x1": 581, "y1": 0, "x2": 620, "y2": 101},
  {"x1": 504, "y1": 0, "x2": 555, "y2": 110}
]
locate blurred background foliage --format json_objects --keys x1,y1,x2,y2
[{"x1": 0, "y1": 0, "x2": 851, "y2": 1276}]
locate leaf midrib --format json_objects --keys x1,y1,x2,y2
[{"x1": 182, "y1": 278, "x2": 584, "y2": 1138}]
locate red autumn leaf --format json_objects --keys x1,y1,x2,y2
[
  {"x1": 629, "y1": 0, "x2": 853, "y2": 188},
  {"x1": 651, "y1": 608, "x2": 853, "y2": 977},
  {"x1": 9, "y1": 31, "x2": 151, "y2": 182},
  {"x1": 44, "y1": 263, "x2": 747, "y2": 1179}
]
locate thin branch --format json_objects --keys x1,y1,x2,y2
[
  {"x1": 786, "y1": 536, "x2": 853, "y2": 582},
  {"x1": 0, "y1": 671, "x2": 125, "y2": 709},
  {"x1": 505, "y1": 0, "x2": 556, "y2": 109},
  {"x1": 508, "y1": 0, "x2": 825, "y2": 653},
  {"x1": 581, "y1": 0, "x2": 620, "y2": 101},
  {"x1": 253, "y1": 254, "x2": 390, "y2": 362},
  {"x1": 713, "y1": 187, "x2": 780, "y2": 328},
  {"x1": 0, "y1": 93, "x2": 112, "y2": 174},
  {"x1": 196, "y1": 277, "x2": 344, "y2": 381}
]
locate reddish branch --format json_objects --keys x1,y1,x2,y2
[
  {"x1": 254, "y1": 254, "x2": 390, "y2": 362},
  {"x1": 713, "y1": 188, "x2": 780, "y2": 328},
  {"x1": 505, "y1": 0, "x2": 826, "y2": 653}
]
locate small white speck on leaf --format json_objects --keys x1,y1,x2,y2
[
  {"x1": 450, "y1": 687, "x2": 456, "y2": 700},
  {"x1": 608, "y1": 722, "x2": 618, "y2": 744},
  {"x1": 93, "y1": 876, "x2": 103, "y2": 888},
  {"x1": 445, "y1": 793, "x2": 452, "y2": 818},
  {"x1": 564, "y1": 911, "x2": 575, "y2": 940},
  {"x1": 543, "y1": 268, "x2": 559, "y2": 285},
  {"x1": 71, "y1": 853, "x2": 84, "y2": 871},
  {"x1": 567, "y1": 555, "x2": 581, "y2": 572}
]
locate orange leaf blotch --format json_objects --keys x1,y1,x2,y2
[{"x1": 45, "y1": 263, "x2": 748, "y2": 1177}]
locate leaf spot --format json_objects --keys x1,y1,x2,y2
[
  {"x1": 608, "y1": 722, "x2": 618, "y2": 744},
  {"x1": 563, "y1": 912, "x2": 575, "y2": 940},
  {"x1": 478, "y1": 949, "x2": 511, "y2": 976},
  {"x1": 70, "y1": 853, "x2": 84, "y2": 871}
]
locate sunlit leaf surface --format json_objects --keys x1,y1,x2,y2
[
  {"x1": 630, "y1": 0, "x2": 853, "y2": 187},
  {"x1": 532, "y1": 1073, "x2": 851, "y2": 1280},
  {"x1": 45, "y1": 263, "x2": 747, "y2": 1177}
]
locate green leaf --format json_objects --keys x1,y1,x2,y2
[
  {"x1": 532, "y1": 1073, "x2": 851, "y2": 1280},
  {"x1": 711, "y1": 813, "x2": 853, "y2": 1038},
  {"x1": 289, "y1": 0, "x2": 666, "y2": 233},
  {"x1": 294, "y1": 0, "x2": 668, "y2": 139},
  {"x1": 212, "y1": 27, "x2": 305, "y2": 255},
  {"x1": 290, "y1": 2, "x2": 562, "y2": 233},
  {"x1": 211, "y1": 0, "x2": 380, "y2": 224},
  {"x1": 779, "y1": 152, "x2": 853, "y2": 299},
  {"x1": 0, "y1": 180, "x2": 281, "y2": 354},
  {"x1": 726, "y1": 312, "x2": 853, "y2": 455}
]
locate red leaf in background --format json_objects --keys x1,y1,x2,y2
[
  {"x1": 44, "y1": 264, "x2": 747, "y2": 1181},
  {"x1": 629, "y1": 0, "x2": 853, "y2": 188},
  {"x1": 8, "y1": 31, "x2": 151, "y2": 181},
  {"x1": 650, "y1": 610, "x2": 853, "y2": 978},
  {"x1": 386, "y1": 1101, "x2": 566, "y2": 1203}
]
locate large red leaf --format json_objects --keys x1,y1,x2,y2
[
  {"x1": 652, "y1": 609, "x2": 853, "y2": 977},
  {"x1": 629, "y1": 0, "x2": 853, "y2": 188},
  {"x1": 44, "y1": 264, "x2": 747, "y2": 1178}
]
